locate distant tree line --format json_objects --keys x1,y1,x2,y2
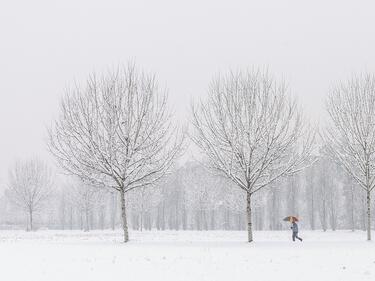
[{"x1": 0, "y1": 158, "x2": 373, "y2": 235}]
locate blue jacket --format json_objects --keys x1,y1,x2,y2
[{"x1": 291, "y1": 222, "x2": 298, "y2": 233}]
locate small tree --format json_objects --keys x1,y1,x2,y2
[
  {"x1": 127, "y1": 185, "x2": 159, "y2": 231},
  {"x1": 304, "y1": 163, "x2": 317, "y2": 230},
  {"x1": 181, "y1": 163, "x2": 218, "y2": 231},
  {"x1": 48, "y1": 64, "x2": 182, "y2": 242},
  {"x1": 66, "y1": 180, "x2": 100, "y2": 232},
  {"x1": 7, "y1": 159, "x2": 53, "y2": 231},
  {"x1": 192, "y1": 69, "x2": 314, "y2": 242},
  {"x1": 324, "y1": 74, "x2": 375, "y2": 240}
]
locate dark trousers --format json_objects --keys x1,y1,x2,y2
[{"x1": 292, "y1": 232, "x2": 302, "y2": 241}]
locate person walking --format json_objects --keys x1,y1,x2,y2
[{"x1": 291, "y1": 221, "x2": 303, "y2": 242}]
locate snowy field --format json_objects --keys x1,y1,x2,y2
[{"x1": 0, "y1": 230, "x2": 374, "y2": 281}]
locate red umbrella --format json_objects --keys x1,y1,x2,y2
[{"x1": 283, "y1": 216, "x2": 299, "y2": 222}]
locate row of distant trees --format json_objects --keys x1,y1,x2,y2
[
  {"x1": 3, "y1": 63, "x2": 375, "y2": 242},
  {"x1": 2, "y1": 156, "x2": 373, "y2": 236}
]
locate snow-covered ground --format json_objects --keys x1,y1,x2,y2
[{"x1": 0, "y1": 230, "x2": 374, "y2": 281}]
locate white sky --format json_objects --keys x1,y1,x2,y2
[{"x1": 1, "y1": 0, "x2": 375, "y2": 185}]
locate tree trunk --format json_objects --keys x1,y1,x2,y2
[
  {"x1": 156, "y1": 205, "x2": 161, "y2": 230},
  {"x1": 84, "y1": 208, "x2": 89, "y2": 232},
  {"x1": 100, "y1": 204, "x2": 105, "y2": 230},
  {"x1": 182, "y1": 207, "x2": 187, "y2": 230},
  {"x1": 237, "y1": 213, "x2": 242, "y2": 230},
  {"x1": 196, "y1": 210, "x2": 201, "y2": 230},
  {"x1": 140, "y1": 209, "x2": 143, "y2": 232},
  {"x1": 246, "y1": 192, "x2": 253, "y2": 243},
  {"x1": 210, "y1": 209, "x2": 215, "y2": 230},
  {"x1": 367, "y1": 190, "x2": 371, "y2": 241},
  {"x1": 175, "y1": 203, "x2": 179, "y2": 230},
  {"x1": 202, "y1": 209, "x2": 208, "y2": 230},
  {"x1": 225, "y1": 209, "x2": 230, "y2": 230},
  {"x1": 162, "y1": 202, "x2": 165, "y2": 230},
  {"x1": 322, "y1": 199, "x2": 327, "y2": 232},
  {"x1": 70, "y1": 206, "x2": 73, "y2": 230},
  {"x1": 29, "y1": 210, "x2": 33, "y2": 231},
  {"x1": 120, "y1": 189, "x2": 129, "y2": 242}
]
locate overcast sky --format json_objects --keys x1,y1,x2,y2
[{"x1": 1, "y1": 0, "x2": 375, "y2": 185}]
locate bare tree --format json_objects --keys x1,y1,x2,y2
[
  {"x1": 48, "y1": 64, "x2": 182, "y2": 242},
  {"x1": 324, "y1": 74, "x2": 375, "y2": 240},
  {"x1": 7, "y1": 159, "x2": 53, "y2": 231},
  {"x1": 66, "y1": 180, "x2": 100, "y2": 232},
  {"x1": 304, "y1": 164, "x2": 317, "y2": 230},
  {"x1": 315, "y1": 157, "x2": 329, "y2": 231},
  {"x1": 286, "y1": 174, "x2": 300, "y2": 217},
  {"x1": 127, "y1": 185, "x2": 159, "y2": 231},
  {"x1": 181, "y1": 163, "x2": 220, "y2": 231},
  {"x1": 342, "y1": 175, "x2": 357, "y2": 231},
  {"x1": 192, "y1": 69, "x2": 314, "y2": 242},
  {"x1": 109, "y1": 191, "x2": 118, "y2": 230},
  {"x1": 222, "y1": 183, "x2": 247, "y2": 230},
  {"x1": 267, "y1": 181, "x2": 282, "y2": 230}
]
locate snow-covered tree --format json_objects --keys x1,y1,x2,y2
[
  {"x1": 304, "y1": 163, "x2": 317, "y2": 230},
  {"x1": 324, "y1": 74, "x2": 375, "y2": 240},
  {"x1": 48, "y1": 64, "x2": 183, "y2": 242},
  {"x1": 180, "y1": 163, "x2": 209, "y2": 230},
  {"x1": 192, "y1": 69, "x2": 314, "y2": 242},
  {"x1": 266, "y1": 181, "x2": 283, "y2": 230},
  {"x1": 128, "y1": 185, "x2": 160, "y2": 231},
  {"x1": 286, "y1": 174, "x2": 300, "y2": 218},
  {"x1": 342, "y1": 175, "x2": 358, "y2": 231},
  {"x1": 109, "y1": 191, "x2": 118, "y2": 230},
  {"x1": 7, "y1": 159, "x2": 53, "y2": 231},
  {"x1": 316, "y1": 157, "x2": 329, "y2": 231},
  {"x1": 66, "y1": 180, "x2": 101, "y2": 232},
  {"x1": 221, "y1": 183, "x2": 247, "y2": 230}
]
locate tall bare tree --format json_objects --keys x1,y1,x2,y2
[
  {"x1": 48, "y1": 64, "x2": 183, "y2": 242},
  {"x1": 192, "y1": 69, "x2": 314, "y2": 242},
  {"x1": 324, "y1": 74, "x2": 375, "y2": 240},
  {"x1": 7, "y1": 159, "x2": 53, "y2": 231}
]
